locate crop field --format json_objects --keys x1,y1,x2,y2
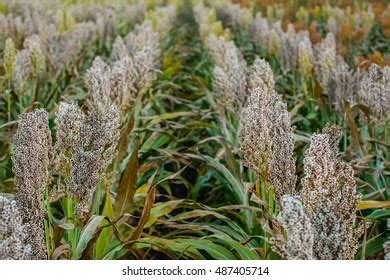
[{"x1": 0, "y1": 0, "x2": 389, "y2": 260}]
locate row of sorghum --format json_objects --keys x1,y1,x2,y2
[
  {"x1": 11, "y1": 102, "x2": 120, "y2": 258},
  {"x1": 328, "y1": 60, "x2": 389, "y2": 125},
  {"x1": 323, "y1": 4, "x2": 375, "y2": 41},
  {"x1": 194, "y1": 3, "x2": 285, "y2": 117},
  {"x1": 95, "y1": 2, "x2": 178, "y2": 113},
  {"x1": 1, "y1": 1, "x2": 178, "y2": 260},
  {"x1": 0, "y1": 0, "x2": 147, "y2": 45},
  {"x1": 194, "y1": 2, "x2": 297, "y2": 199},
  {"x1": 236, "y1": 56, "x2": 363, "y2": 259},
  {"x1": 214, "y1": 2, "x2": 252, "y2": 31},
  {"x1": 205, "y1": 1, "x2": 375, "y2": 259},
  {"x1": 211, "y1": 3, "x2": 367, "y2": 255},
  {"x1": 248, "y1": 14, "x2": 336, "y2": 83},
  {"x1": 226, "y1": 1, "x2": 376, "y2": 43},
  {"x1": 193, "y1": 2, "x2": 229, "y2": 42},
  {"x1": 196, "y1": 1, "x2": 374, "y2": 259},
  {"x1": 1, "y1": 0, "x2": 150, "y2": 97},
  {"x1": 3, "y1": 17, "x2": 97, "y2": 95},
  {"x1": 213, "y1": 1, "x2": 389, "y2": 126},
  {"x1": 193, "y1": 3, "x2": 238, "y2": 114},
  {"x1": 238, "y1": 64, "x2": 364, "y2": 258}
]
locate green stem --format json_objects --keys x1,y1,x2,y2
[
  {"x1": 64, "y1": 194, "x2": 78, "y2": 259},
  {"x1": 44, "y1": 186, "x2": 54, "y2": 259}
]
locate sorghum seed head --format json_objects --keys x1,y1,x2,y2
[
  {"x1": 271, "y1": 195, "x2": 314, "y2": 260},
  {"x1": 12, "y1": 109, "x2": 51, "y2": 259},
  {"x1": 212, "y1": 66, "x2": 236, "y2": 113},
  {"x1": 111, "y1": 36, "x2": 128, "y2": 62},
  {"x1": 0, "y1": 195, "x2": 32, "y2": 260},
  {"x1": 247, "y1": 57, "x2": 275, "y2": 95},
  {"x1": 239, "y1": 87, "x2": 296, "y2": 197},
  {"x1": 206, "y1": 34, "x2": 248, "y2": 110},
  {"x1": 85, "y1": 56, "x2": 112, "y2": 112},
  {"x1": 301, "y1": 125, "x2": 362, "y2": 259},
  {"x1": 53, "y1": 102, "x2": 84, "y2": 175},
  {"x1": 357, "y1": 64, "x2": 390, "y2": 125},
  {"x1": 326, "y1": 55, "x2": 360, "y2": 115},
  {"x1": 70, "y1": 106, "x2": 120, "y2": 216},
  {"x1": 314, "y1": 33, "x2": 337, "y2": 90},
  {"x1": 298, "y1": 36, "x2": 314, "y2": 79},
  {"x1": 24, "y1": 35, "x2": 46, "y2": 76},
  {"x1": 4, "y1": 38, "x2": 16, "y2": 81},
  {"x1": 13, "y1": 49, "x2": 32, "y2": 95}
]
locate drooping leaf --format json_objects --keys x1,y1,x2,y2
[
  {"x1": 114, "y1": 136, "x2": 140, "y2": 219},
  {"x1": 201, "y1": 155, "x2": 246, "y2": 204},
  {"x1": 130, "y1": 187, "x2": 156, "y2": 240}
]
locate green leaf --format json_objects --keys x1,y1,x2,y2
[
  {"x1": 176, "y1": 239, "x2": 237, "y2": 260},
  {"x1": 306, "y1": 111, "x2": 317, "y2": 120},
  {"x1": 219, "y1": 239, "x2": 259, "y2": 260},
  {"x1": 141, "y1": 132, "x2": 171, "y2": 152},
  {"x1": 145, "y1": 200, "x2": 183, "y2": 228},
  {"x1": 95, "y1": 192, "x2": 114, "y2": 259},
  {"x1": 116, "y1": 114, "x2": 134, "y2": 166},
  {"x1": 166, "y1": 209, "x2": 228, "y2": 222},
  {"x1": 356, "y1": 236, "x2": 387, "y2": 259},
  {"x1": 102, "y1": 244, "x2": 126, "y2": 260},
  {"x1": 74, "y1": 215, "x2": 105, "y2": 260},
  {"x1": 52, "y1": 216, "x2": 75, "y2": 230},
  {"x1": 201, "y1": 155, "x2": 245, "y2": 204},
  {"x1": 367, "y1": 209, "x2": 390, "y2": 220},
  {"x1": 149, "y1": 112, "x2": 196, "y2": 125},
  {"x1": 223, "y1": 144, "x2": 241, "y2": 178},
  {"x1": 132, "y1": 237, "x2": 204, "y2": 259}
]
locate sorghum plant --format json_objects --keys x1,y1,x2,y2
[
  {"x1": 357, "y1": 64, "x2": 390, "y2": 125},
  {"x1": 302, "y1": 125, "x2": 363, "y2": 259},
  {"x1": 239, "y1": 84, "x2": 296, "y2": 198},
  {"x1": 273, "y1": 126, "x2": 364, "y2": 260},
  {"x1": 206, "y1": 34, "x2": 248, "y2": 112}
]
